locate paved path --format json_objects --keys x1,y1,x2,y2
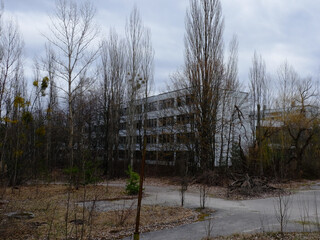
[{"x1": 93, "y1": 183, "x2": 320, "y2": 239}]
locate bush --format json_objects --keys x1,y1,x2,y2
[
  {"x1": 125, "y1": 166, "x2": 140, "y2": 195},
  {"x1": 84, "y1": 160, "x2": 100, "y2": 184}
]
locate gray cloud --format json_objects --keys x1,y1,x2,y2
[
  {"x1": 222, "y1": 0, "x2": 320, "y2": 84},
  {"x1": 4, "y1": 0, "x2": 320, "y2": 92}
]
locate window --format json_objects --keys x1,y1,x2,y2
[
  {"x1": 159, "y1": 134, "x2": 174, "y2": 144},
  {"x1": 159, "y1": 98, "x2": 174, "y2": 110},
  {"x1": 177, "y1": 114, "x2": 184, "y2": 124},
  {"x1": 176, "y1": 151, "x2": 186, "y2": 161},
  {"x1": 176, "y1": 151, "x2": 194, "y2": 163},
  {"x1": 136, "y1": 135, "x2": 142, "y2": 144},
  {"x1": 186, "y1": 94, "x2": 194, "y2": 105},
  {"x1": 135, "y1": 151, "x2": 142, "y2": 159},
  {"x1": 187, "y1": 132, "x2": 195, "y2": 142},
  {"x1": 177, "y1": 96, "x2": 184, "y2": 107},
  {"x1": 146, "y1": 151, "x2": 157, "y2": 160},
  {"x1": 167, "y1": 116, "x2": 174, "y2": 126},
  {"x1": 159, "y1": 151, "x2": 174, "y2": 161},
  {"x1": 189, "y1": 114, "x2": 194, "y2": 124},
  {"x1": 177, "y1": 114, "x2": 187, "y2": 124},
  {"x1": 147, "y1": 118, "x2": 157, "y2": 128},
  {"x1": 177, "y1": 114, "x2": 194, "y2": 125},
  {"x1": 159, "y1": 117, "x2": 165, "y2": 126},
  {"x1": 147, "y1": 135, "x2": 157, "y2": 144},
  {"x1": 176, "y1": 133, "x2": 185, "y2": 144},
  {"x1": 159, "y1": 116, "x2": 174, "y2": 127},
  {"x1": 176, "y1": 133, "x2": 194, "y2": 144},
  {"x1": 135, "y1": 105, "x2": 142, "y2": 114},
  {"x1": 147, "y1": 101, "x2": 157, "y2": 112},
  {"x1": 119, "y1": 122, "x2": 126, "y2": 130},
  {"x1": 135, "y1": 120, "x2": 142, "y2": 129},
  {"x1": 120, "y1": 107, "x2": 127, "y2": 116},
  {"x1": 119, "y1": 150, "x2": 125, "y2": 159},
  {"x1": 159, "y1": 134, "x2": 164, "y2": 143},
  {"x1": 119, "y1": 136, "x2": 126, "y2": 144}
]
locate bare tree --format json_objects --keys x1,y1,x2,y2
[
  {"x1": 29, "y1": 59, "x2": 47, "y2": 178},
  {"x1": 42, "y1": 44, "x2": 58, "y2": 171},
  {"x1": 276, "y1": 61, "x2": 298, "y2": 111},
  {"x1": 100, "y1": 29, "x2": 126, "y2": 176},
  {"x1": 0, "y1": 15, "x2": 24, "y2": 178},
  {"x1": 139, "y1": 27, "x2": 154, "y2": 163},
  {"x1": 184, "y1": 0, "x2": 225, "y2": 171},
  {"x1": 0, "y1": 15, "x2": 24, "y2": 119},
  {"x1": 204, "y1": 216, "x2": 214, "y2": 239},
  {"x1": 199, "y1": 184, "x2": 208, "y2": 209},
  {"x1": 134, "y1": 25, "x2": 154, "y2": 239},
  {"x1": 274, "y1": 191, "x2": 291, "y2": 234},
  {"x1": 218, "y1": 35, "x2": 241, "y2": 168},
  {"x1": 125, "y1": 6, "x2": 146, "y2": 168},
  {"x1": 249, "y1": 50, "x2": 268, "y2": 175},
  {"x1": 125, "y1": 7, "x2": 155, "y2": 239},
  {"x1": 140, "y1": 28, "x2": 154, "y2": 103},
  {"x1": 249, "y1": 51, "x2": 267, "y2": 119},
  {"x1": 44, "y1": 0, "x2": 99, "y2": 171}
]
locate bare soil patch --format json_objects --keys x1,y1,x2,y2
[{"x1": 0, "y1": 184, "x2": 198, "y2": 239}]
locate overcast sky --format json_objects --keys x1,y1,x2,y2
[{"x1": 4, "y1": 0, "x2": 320, "y2": 93}]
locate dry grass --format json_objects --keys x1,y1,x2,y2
[
  {"x1": 95, "y1": 204, "x2": 197, "y2": 239},
  {"x1": 271, "y1": 179, "x2": 320, "y2": 190},
  {"x1": 187, "y1": 184, "x2": 285, "y2": 200},
  {"x1": 207, "y1": 232, "x2": 320, "y2": 240},
  {"x1": 0, "y1": 184, "x2": 197, "y2": 239},
  {"x1": 109, "y1": 177, "x2": 182, "y2": 187}
]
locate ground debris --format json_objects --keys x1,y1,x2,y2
[
  {"x1": 5, "y1": 211, "x2": 35, "y2": 219},
  {"x1": 70, "y1": 219, "x2": 86, "y2": 225},
  {"x1": 227, "y1": 173, "x2": 282, "y2": 198}
]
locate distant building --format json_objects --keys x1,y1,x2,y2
[
  {"x1": 118, "y1": 87, "x2": 250, "y2": 171},
  {"x1": 256, "y1": 105, "x2": 320, "y2": 148}
]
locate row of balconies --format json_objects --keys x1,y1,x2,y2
[
  {"x1": 119, "y1": 113, "x2": 195, "y2": 130},
  {"x1": 120, "y1": 94, "x2": 194, "y2": 116},
  {"x1": 118, "y1": 132, "x2": 195, "y2": 145},
  {"x1": 117, "y1": 149, "x2": 195, "y2": 164}
]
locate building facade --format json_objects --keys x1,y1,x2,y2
[{"x1": 118, "y1": 88, "x2": 250, "y2": 171}]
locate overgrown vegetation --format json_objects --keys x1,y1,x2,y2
[
  {"x1": 1, "y1": 0, "x2": 319, "y2": 239},
  {"x1": 0, "y1": 0, "x2": 319, "y2": 198}
]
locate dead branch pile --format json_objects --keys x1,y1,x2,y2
[{"x1": 228, "y1": 173, "x2": 281, "y2": 197}]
